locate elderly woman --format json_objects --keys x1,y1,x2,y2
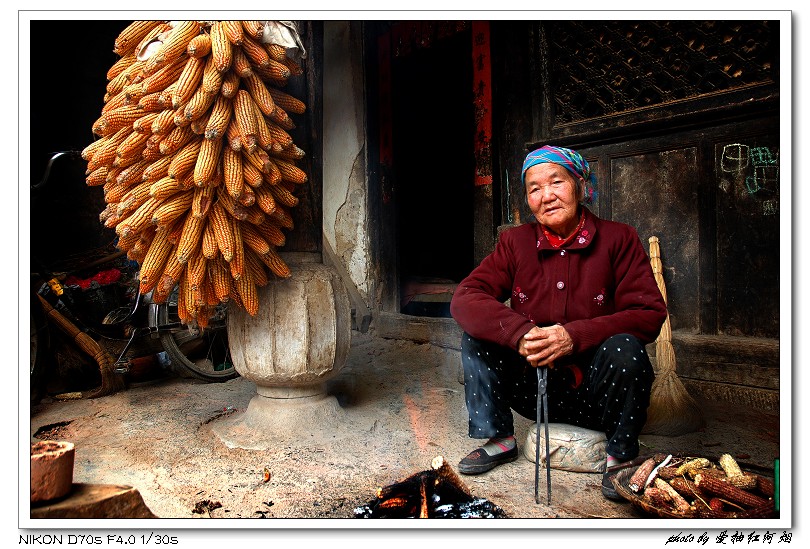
[{"x1": 449, "y1": 145, "x2": 667, "y2": 500}]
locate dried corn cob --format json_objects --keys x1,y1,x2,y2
[
  {"x1": 268, "y1": 105, "x2": 296, "y2": 131},
  {"x1": 229, "y1": 218, "x2": 245, "y2": 280},
  {"x1": 139, "y1": 226, "x2": 174, "y2": 293},
  {"x1": 86, "y1": 167, "x2": 108, "y2": 187},
  {"x1": 232, "y1": 46, "x2": 253, "y2": 78},
  {"x1": 718, "y1": 454, "x2": 743, "y2": 478},
  {"x1": 255, "y1": 218, "x2": 286, "y2": 247},
  {"x1": 186, "y1": 33, "x2": 211, "y2": 58},
  {"x1": 223, "y1": 147, "x2": 244, "y2": 199},
  {"x1": 175, "y1": 212, "x2": 205, "y2": 264},
  {"x1": 253, "y1": 185, "x2": 278, "y2": 215},
  {"x1": 159, "y1": 125, "x2": 194, "y2": 156},
  {"x1": 116, "y1": 196, "x2": 161, "y2": 238},
  {"x1": 629, "y1": 458, "x2": 657, "y2": 493},
  {"x1": 234, "y1": 89, "x2": 259, "y2": 153},
  {"x1": 221, "y1": 20, "x2": 244, "y2": 46},
  {"x1": 169, "y1": 139, "x2": 203, "y2": 179},
  {"x1": 264, "y1": 42, "x2": 287, "y2": 62},
  {"x1": 694, "y1": 473, "x2": 769, "y2": 509},
  {"x1": 191, "y1": 184, "x2": 215, "y2": 219},
  {"x1": 267, "y1": 87, "x2": 306, "y2": 114},
  {"x1": 267, "y1": 180, "x2": 299, "y2": 208},
  {"x1": 240, "y1": 34, "x2": 271, "y2": 69},
  {"x1": 183, "y1": 83, "x2": 216, "y2": 122},
  {"x1": 210, "y1": 21, "x2": 233, "y2": 73},
  {"x1": 190, "y1": 110, "x2": 212, "y2": 135},
  {"x1": 150, "y1": 108, "x2": 176, "y2": 135},
  {"x1": 654, "y1": 478, "x2": 692, "y2": 514},
  {"x1": 141, "y1": 155, "x2": 172, "y2": 182},
  {"x1": 201, "y1": 219, "x2": 218, "y2": 259},
  {"x1": 210, "y1": 202, "x2": 235, "y2": 261},
  {"x1": 675, "y1": 458, "x2": 712, "y2": 477},
  {"x1": 150, "y1": 175, "x2": 183, "y2": 201},
  {"x1": 235, "y1": 264, "x2": 258, "y2": 315},
  {"x1": 151, "y1": 190, "x2": 193, "y2": 227},
  {"x1": 187, "y1": 248, "x2": 207, "y2": 290},
  {"x1": 92, "y1": 105, "x2": 143, "y2": 137},
  {"x1": 275, "y1": 158, "x2": 307, "y2": 184},
  {"x1": 241, "y1": 223, "x2": 270, "y2": 255},
  {"x1": 201, "y1": 54, "x2": 224, "y2": 95},
  {"x1": 172, "y1": 55, "x2": 205, "y2": 109},
  {"x1": 668, "y1": 477, "x2": 708, "y2": 503},
  {"x1": 144, "y1": 20, "x2": 200, "y2": 74},
  {"x1": 204, "y1": 95, "x2": 233, "y2": 140},
  {"x1": 241, "y1": 20, "x2": 264, "y2": 39},
  {"x1": 114, "y1": 20, "x2": 163, "y2": 56},
  {"x1": 259, "y1": 247, "x2": 291, "y2": 278},
  {"x1": 243, "y1": 72, "x2": 276, "y2": 116},
  {"x1": 220, "y1": 69, "x2": 241, "y2": 99},
  {"x1": 241, "y1": 154, "x2": 264, "y2": 187},
  {"x1": 245, "y1": 249, "x2": 268, "y2": 287},
  {"x1": 757, "y1": 475, "x2": 775, "y2": 498},
  {"x1": 102, "y1": 89, "x2": 130, "y2": 113},
  {"x1": 210, "y1": 256, "x2": 232, "y2": 302},
  {"x1": 194, "y1": 137, "x2": 222, "y2": 186}
]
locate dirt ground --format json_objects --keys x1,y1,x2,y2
[{"x1": 27, "y1": 332, "x2": 781, "y2": 525}]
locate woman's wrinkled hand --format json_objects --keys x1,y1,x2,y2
[{"x1": 517, "y1": 324, "x2": 574, "y2": 368}]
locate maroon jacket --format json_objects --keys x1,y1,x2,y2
[{"x1": 450, "y1": 208, "x2": 667, "y2": 356}]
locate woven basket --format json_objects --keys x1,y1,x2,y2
[{"x1": 611, "y1": 464, "x2": 777, "y2": 519}]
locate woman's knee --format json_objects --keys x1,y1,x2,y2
[{"x1": 597, "y1": 334, "x2": 654, "y2": 377}]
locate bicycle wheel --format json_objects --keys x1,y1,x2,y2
[
  {"x1": 148, "y1": 288, "x2": 237, "y2": 381},
  {"x1": 30, "y1": 294, "x2": 51, "y2": 403}
]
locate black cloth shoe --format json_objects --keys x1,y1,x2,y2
[
  {"x1": 458, "y1": 445, "x2": 519, "y2": 475},
  {"x1": 601, "y1": 468, "x2": 624, "y2": 501}
]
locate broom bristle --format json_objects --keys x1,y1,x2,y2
[{"x1": 643, "y1": 370, "x2": 705, "y2": 436}]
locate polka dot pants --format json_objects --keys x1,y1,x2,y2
[{"x1": 461, "y1": 332, "x2": 654, "y2": 461}]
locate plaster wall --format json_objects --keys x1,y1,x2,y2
[{"x1": 322, "y1": 21, "x2": 370, "y2": 300}]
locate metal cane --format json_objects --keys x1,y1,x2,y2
[{"x1": 535, "y1": 366, "x2": 551, "y2": 504}]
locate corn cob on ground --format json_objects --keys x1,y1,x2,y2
[{"x1": 85, "y1": 20, "x2": 307, "y2": 326}]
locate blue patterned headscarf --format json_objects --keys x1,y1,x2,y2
[{"x1": 521, "y1": 145, "x2": 598, "y2": 204}]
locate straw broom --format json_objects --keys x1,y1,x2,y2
[{"x1": 642, "y1": 236, "x2": 705, "y2": 436}]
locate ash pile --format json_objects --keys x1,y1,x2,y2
[{"x1": 354, "y1": 456, "x2": 506, "y2": 519}]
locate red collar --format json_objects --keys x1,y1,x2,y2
[{"x1": 541, "y1": 211, "x2": 586, "y2": 249}]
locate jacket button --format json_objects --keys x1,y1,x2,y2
[{"x1": 556, "y1": 281, "x2": 565, "y2": 290}]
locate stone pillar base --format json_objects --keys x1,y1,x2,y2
[{"x1": 210, "y1": 391, "x2": 347, "y2": 450}]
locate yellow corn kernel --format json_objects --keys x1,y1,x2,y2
[
  {"x1": 201, "y1": 219, "x2": 219, "y2": 260},
  {"x1": 175, "y1": 212, "x2": 205, "y2": 264},
  {"x1": 172, "y1": 55, "x2": 206, "y2": 109},
  {"x1": 210, "y1": 203, "x2": 235, "y2": 261},
  {"x1": 193, "y1": 137, "x2": 223, "y2": 186},
  {"x1": 258, "y1": 247, "x2": 291, "y2": 278},
  {"x1": 192, "y1": 183, "x2": 215, "y2": 219},
  {"x1": 151, "y1": 190, "x2": 193, "y2": 228},
  {"x1": 240, "y1": 34, "x2": 271, "y2": 69},
  {"x1": 241, "y1": 20, "x2": 264, "y2": 40},
  {"x1": 168, "y1": 139, "x2": 203, "y2": 179},
  {"x1": 186, "y1": 33, "x2": 212, "y2": 58},
  {"x1": 255, "y1": 218, "x2": 286, "y2": 247},
  {"x1": 139, "y1": 226, "x2": 175, "y2": 293},
  {"x1": 204, "y1": 95, "x2": 233, "y2": 140},
  {"x1": 114, "y1": 20, "x2": 163, "y2": 56}
]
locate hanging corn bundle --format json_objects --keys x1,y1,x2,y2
[{"x1": 83, "y1": 20, "x2": 308, "y2": 327}]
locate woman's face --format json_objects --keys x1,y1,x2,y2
[{"x1": 525, "y1": 162, "x2": 584, "y2": 237}]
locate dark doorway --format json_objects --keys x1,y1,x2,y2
[{"x1": 389, "y1": 25, "x2": 475, "y2": 317}]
